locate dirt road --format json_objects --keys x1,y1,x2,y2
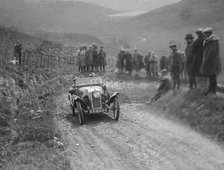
[{"x1": 55, "y1": 93, "x2": 224, "y2": 170}]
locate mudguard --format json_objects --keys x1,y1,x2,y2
[
  {"x1": 108, "y1": 92, "x2": 119, "y2": 104},
  {"x1": 70, "y1": 94, "x2": 86, "y2": 107}
]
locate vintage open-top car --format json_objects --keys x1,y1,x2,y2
[{"x1": 68, "y1": 76, "x2": 120, "y2": 125}]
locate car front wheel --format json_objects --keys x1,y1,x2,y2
[
  {"x1": 112, "y1": 97, "x2": 120, "y2": 121},
  {"x1": 76, "y1": 101, "x2": 85, "y2": 125}
]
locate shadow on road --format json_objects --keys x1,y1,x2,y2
[{"x1": 65, "y1": 113, "x2": 117, "y2": 128}]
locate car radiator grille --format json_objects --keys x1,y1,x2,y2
[{"x1": 92, "y1": 95, "x2": 101, "y2": 108}]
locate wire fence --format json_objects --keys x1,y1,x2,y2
[{"x1": 0, "y1": 47, "x2": 117, "y2": 71}]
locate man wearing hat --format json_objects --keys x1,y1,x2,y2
[
  {"x1": 98, "y1": 46, "x2": 107, "y2": 72},
  {"x1": 200, "y1": 27, "x2": 221, "y2": 95},
  {"x1": 148, "y1": 69, "x2": 172, "y2": 103},
  {"x1": 144, "y1": 51, "x2": 152, "y2": 77},
  {"x1": 168, "y1": 42, "x2": 184, "y2": 90},
  {"x1": 132, "y1": 48, "x2": 144, "y2": 76},
  {"x1": 116, "y1": 48, "x2": 125, "y2": 73},
  {"x1": 86, "y1": 45, "x2": 94, "y2": 72},
  {"x1": 191, "y1": 28, "x2": 205, "y2": 88},
  {"x1": 185, "y1": 33, "x2": 197, "y2": 89},
  {"x1": 124, "y1": 49, "x2": 133, "y2": 75}
]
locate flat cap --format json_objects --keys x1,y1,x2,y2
[
  {"x1": 169, "y1": 42, "x2": 177, "y2": 47},
  {"x1": 196, "y1": 28, "x2": 204, "y2": 34},
  {"x1": 203, "y1": 27, "x2": 213, "y2": 33}
]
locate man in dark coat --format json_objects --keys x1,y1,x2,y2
[
  {"x1": 92, "y1": 43, "x2": 99, "y2": 72},
  {"x1": 160, "y1": 55, "x2": 169, "y2": 71},
  {"x1": 124, "y1": 50, "x2": 132, "y2": 75},
  {"x1": 116, "y1": 49, "x2": 125, "y2": 73},
  {"x1": 86, "y1": 46, "x2": 94, "y2": 72},
  {"x1": 168, "y1": 42, "x2": 184, "y2": 90},
  {"x1": 98, "y1": 46, "x2": 107, "y2": 72},
  {"x1": 132, "y1": 48, "x2": 144, "y2": 76},
  {"x1": 200, "y1": 28, "x2": 221, "y2": 95},
  {"x1": 185, "y1": 34, "x2": 197, "y2": 89},
  {"x1": 192, "y1": 28, "x2": 204, "y2": 76},
  {"x1": 14, "y1": 41, "x2": 23, "y2": 66}
]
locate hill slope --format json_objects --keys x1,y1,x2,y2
[
  {"x1": 115, "y1": 0, "x2": 224, "y2": 81},
  {"x1": 0, "y1": 1, "x2": 115, "y2": 35}
]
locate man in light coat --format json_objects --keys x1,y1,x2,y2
[{"x1": 200, "y1": 28, "x2": 221, "y2": 95}]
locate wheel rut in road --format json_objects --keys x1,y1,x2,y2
[{"x1": 55, "y1": 93, "x2": 224, "y2": 170}]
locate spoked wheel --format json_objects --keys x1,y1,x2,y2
[
  {"x1": 70, "y1": 104, "x2": 76, "y2": 116},
  {"x1": 112, "y1": 97, "x2": 120, "y2": 121},
  {"x1": 76, "y1": 101, "x2": 85, "y2": 125}
]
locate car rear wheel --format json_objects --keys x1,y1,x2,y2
[
  {"x1": 112, "y1": 97, "x2": 120, "y2": 121},
  {"x1": 76, "y1": 101, "x2": 85, "y2": 125}
]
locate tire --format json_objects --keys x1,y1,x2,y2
[
  {"x1": 112, "y1": 97, "x2": 120, "y2": 121},
  {"x1": 76, "y1": 101, "x2": 85, "y2": 125},
  {"x1": 70, "y1": 104, "x2": 76, "y2": 116}
]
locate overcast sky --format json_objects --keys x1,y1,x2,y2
[
  {"x1": 72, "y1": 0, "x2": 180, "y2": 11},
  {"x1": 29, "y1": 0, "x2": 180, "y2": 12}
]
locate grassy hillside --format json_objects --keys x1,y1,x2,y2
[{"x1": 0, "y1": 1, "x2": 115, "y2": 35}]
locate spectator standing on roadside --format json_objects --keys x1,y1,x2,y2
[
  {"x1": 124, "y1": 49, "x2": 133, "y2": 76},
  {"x1": 116, "y1": 49, "x2": 125, "y2": 73},
  {"x1": 14, "y1": 41, "x2": 23, "y2": 66},
  {"x1": 150, "y1": 51, "x2": 159, "y2": 79},
  {"x1": 191, "y1": 28, "x2": 206, "y2": 88},
  {"x1": 132, "y1": 48, "x2": 142, "y2": 77},
  {"x1": 160, "y1": 55, "x2": 169, "y2": 71},
  {"x1": 185, "y1": 34, "x2": 197, "y2": 89},
  {"x1": 168, "y1": 42, "x2": 183, "y2": 90},
  {"x1": 200, "y1": 27, "x2": 221, "y2": 95},
  {"x1": 92, "y1": 43, "x2": 99, "y2": 72},
  {"x1": 98, "y1": 46, "x2": 107, "y2": 72},
  {"x1": 86, "y1": 45, "x2": 94, "y2": 72},
  {"x1": 144, "y1": 51, "x2": 151, "y2": 77}
]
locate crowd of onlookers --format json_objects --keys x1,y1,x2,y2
[
  {"x1": 76, "y1": 43, "x2": 107, "y2": 73},
  {"x1": 116, "y1": 27, "x2": 222, "y2": 96}
]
